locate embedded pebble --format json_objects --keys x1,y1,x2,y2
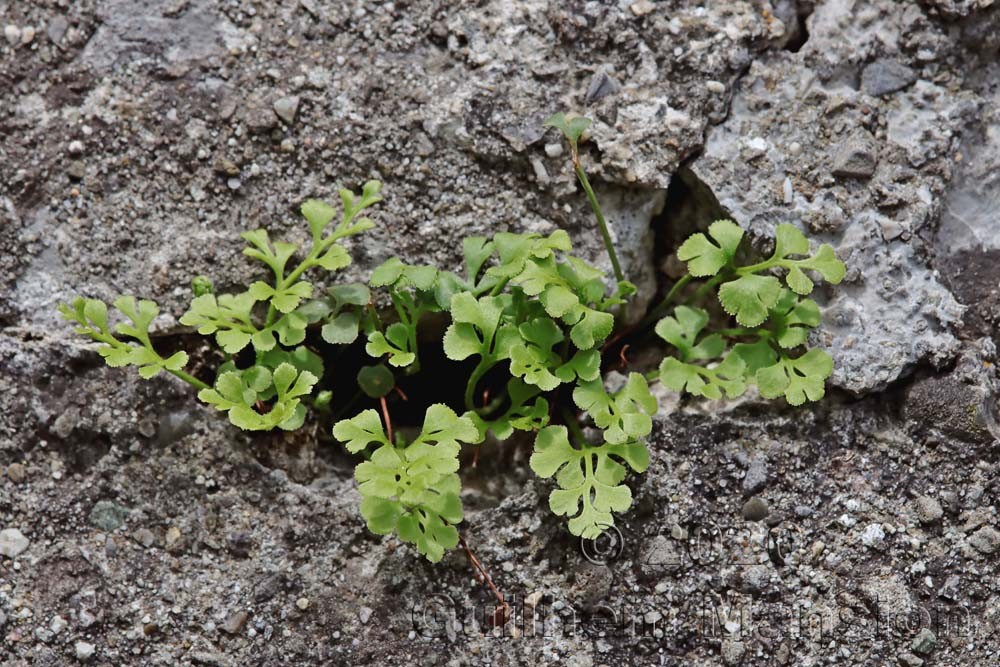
[
  {"x1": 913, "y1": 495, "x2": 943, "y2": 525},
  {"x1": 742, "y1": 497, "x2": 768, "y2": 522},
  {"x1": 969, "y1": 526, "x2": 1000, "y2": 555},
  {"x1": 5, "y1": 25, "x2": 21, "y2": 45},
  {"x1": 0, "y1": 528, "x2": 30, "y2": 557},
  {"x1": 222, "y1": 611, "x2": 249, "y2": 634},
  {"x1": 861, "y1": 523, "x2": 885, "y2": 547},
  {"x1": 75, "y1": 641, "x2": 96, "y2": 660},
  {"x1": 89, "y1": 501, "x2": 129, "y2": 532},
  {"x1": 273, "y1": 96, "x2": 300, "y2": 124},
  {"x1": 6, "y1": 463, "x2": 26, "y2": 483},
  {"x1": 911, "y1": 628, "x2": 937, "y2": 655}
]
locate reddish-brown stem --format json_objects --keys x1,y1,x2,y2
[
  {"x1": 394, "y1": 386, "x2": 409, "y2": 402},
  {"x1": 379, "y1": 395, "x2": 393, "y2": 443},
  {"x1": 600, "y1": 323, "x2": 637, "y2": 355},
  {"x1": 458, "y1": 533, "x2": 510, "y2": 624},
  {"x1": 618, "y1": 343, "x2": 631, "y2": 370}
]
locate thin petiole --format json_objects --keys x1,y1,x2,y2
[
  {"x1": 168, "y1": 368, "x2": 211, "y2": 391},
  {"x1": 571, "y1": 150, "x2": 624, "y2": 284}
]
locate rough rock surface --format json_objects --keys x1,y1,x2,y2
[
  {"x1": 682, "y1": 0, "x2": 992, "y2": 393},
  {"x1": 2, "y1": 1, "x2": 1000, "y2": 666}
]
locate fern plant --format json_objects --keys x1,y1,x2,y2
[
  {"x1": 655, "y1": 219, "x2": 844, "y2": 406},
  {"x1": 58, "y1": 114, "x2": 846, "y2": 566},
  {"x1": 61, "y1": 181, "x2": 383, "y2": 431}
]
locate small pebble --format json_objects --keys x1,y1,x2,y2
[
  {"x1": 164, "y1": 525, "x2": 183, "y2": 552},
  {"x1": 544, "y1": 142, "x2": 563, "y2": 158},
  {"x1": 75, "y1": 641, "x2": 96, "y2": 661},
  {"x1": 359, "y1": 606, "x2": 372, "y2": 624},
  {"x1": 89, "y1": 500, "x2": 129, "y2": 532},
  {"x1": 5, "y1": 25, "x2": 21, "y2": 45},
  {"x1": 742, "y1": 497, "x2": 768, "y2": 522},
  {"x1": 49, "y1": 615, "x2": 68, "y2": 635},
  {"x1": 913, "y1": 495, "x2": 943, "y2": 525},
  {"x1": 222, "y1": 611, "x2": 249, "y2": 635},
  {"x1": 296, "y1": 597, "x2": 310, "y2": 610},
  {"x1": 132, "y1": 528, "x2": 155, "y2": 548},
  {"x1": 273, "y1": 96, "x2": 300, "y2": 124},
  {"x1": 67, "y1": 160, "x2": 86, "y2": 181},
  {"x1": 968, "y1": 525, "x2": 1000, "y2": 555},
  {"x1": 0, "y1": 528, "x2": 30, "y2": 558},
  {"x1": 911, "y1": 628, "x2": 936, "y2": 655},
  {"x1": 6, "y1": 463, "x2": 25, "y2": 483},
  {"x1": 861, "y1": 523, "x2": 885, "y2": 548},
  {"x1": 47, "y1": 17, "x2": 68, "y2": 43},
  {"x1": 742, "y1": 457, "x2": 768, "y2": 495},
  {"x1": 629, "y1": 0, "x2": 656, "y2": 16},
  {"x1": 721, "y1": 639, "x2": 745, "y2": 665}
]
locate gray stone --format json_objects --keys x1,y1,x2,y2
[
  {"x1": 81, "y1": 0, "x2": 242, "y2": 69},
  {"x1": 740, "y1": 564, "x2": 771, "y2": 594},
  {"x1": 911, "y1": 628, "x2": 937, "y2": 655},
  {"x1": 742, "y1": 457, "x2": 768, "y2": 495},
  {"x1": 47, "y1": 16, "x2": 68, "y2": 43},
  {"x1": 861, "y1": 59, "x2": 917, "y2": 97},
  {"x1": 641, "y1": 535, "x2": 683, "y2": 576},
  {"x1": 937, "y1": 574, "x2": 960, "y2": 601},
  {"x1": 0, "y1": 528, "x2": 30, "y2": 557},
  {"x1": 75, "y1": 641, "x2": 96, "y2": 661},
  {"x1": 742, "y1": 497, "x2": 768, "y2": 522},
  {"x1": 272, "y1": 96, "x2": 300, "y2": 125},
  {"x1": 79, "y1": 610, "x2": 97, "y2": 628},
  {"x1": 721, "y1": 639, "x2": 746, "y2": 665},
  {"x1": 968, "y1": 526, "x2": 1000, "y2": 555},
  {"x1": 861, "y1": 523, "x2": 885, "y2": 548},
  {"x1": 832, "y1": 129, "x2": 878, "y2": 179},
  {"x1": 912, "y1": 496, "x2": 943, "y2": 525},
  {"x1": 67, "y1": 160, "x2": 86, "y2": 181},
  {"x1": 2, "y1": 2, "x2": 1000, "y2": 664},
  {"x1": 584, "y1": 70, "x2": 621, "y2": 106},
  {"x1": 4, "y1": 25, "x2": 20, "y2": 45},
  {"x1": 132, "y1": 527, "x2": 156, "y2": 548},
  {"x1": 89, "y1": 501, "x2": 130, "y2": 532},
  {"x1": 49, "y1": 615, "x2": 68, "y2": 635},
  {"x1": 221, "y1": 610, "x2": 248, "y2": 635},
  {"x1": 6, "y1": 462, "x2": 26, "y2": 483},
  {"x1": 861, "y1": 573, "x2": 914, "y2": 619}
]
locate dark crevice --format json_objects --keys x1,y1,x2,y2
[
  {"x1": 647, "y1": 166, "x2": 732, "y2": 309},
  {"x1": 783, "y1": 2, "x2": 813, "y2": 53}
]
